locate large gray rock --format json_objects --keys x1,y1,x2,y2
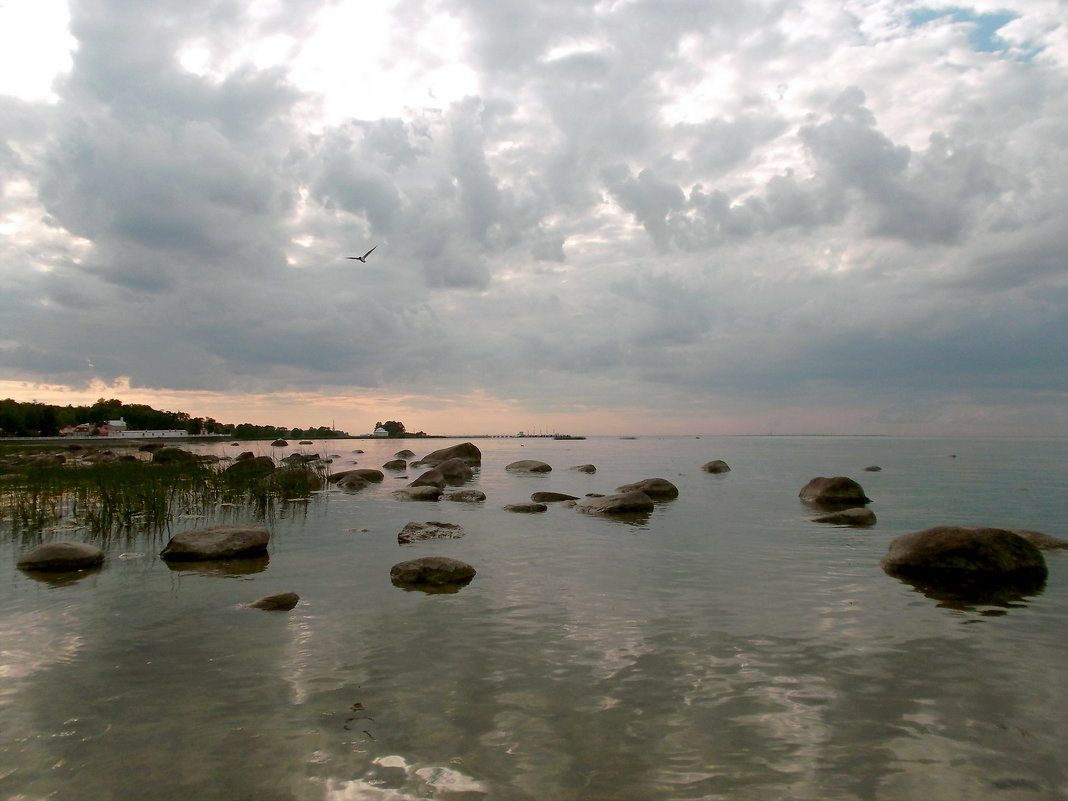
[
  {"x1": 701, "y1": 460, "x2": 731, "y2": 473},
  {"x1": 506, "y1": 460, "x2": 552, "y2": 473},
  {"x1": 576, "y1": 491, "x2": 655, "y2": 515},
  {"x1": 159, "y1": 525, "x2": 270, "y2": 562},
  {"x1": 616, "y1": 478, "x2": 679, "y2": 499},
  {"x1": 18, "y1": 541, "x2": 105, "y2": 572},
  {"x1": 413, "y1": 442, "x2": 482, "y2": 467},
  {"x1": 799, "y1": 476, "x2": 870, "y2": 507},
  {"x1": 812, "y1": 507, "x2": 876, "y2": 526},
  {"x1": 390, "y1": 556, "x2": 476, "y2": 590},
  {"x1": 392, "y1": 486, "x2": 444, "y2": 501},
  {"x1": 398, "y1": 521, "x2": 466, "y2": 544},
  {"x1": 881, "y1": 526, "x2": 1047, "y2": 601}
]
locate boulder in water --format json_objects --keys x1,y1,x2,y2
[
  {"x1": 412, "y1": 442, "x2": 482, "y2": 467},
  {"x1": 382, "y1": 459, "x2": 407, "y2": 470},
  {"x1": 393, "y1": 486, "x2": 444, "y2": 501},
  {"x1": 881, "y1": 526, "x2": 1047, "y2": 602},
  {"x1": 390, "y1": 556, "x2": 476, "y2": 591},
  {"x1": 18, "y1": 541, "x2": 105, "y2": 572},
  {"x1": 444, "y1": 489, "x2": 487, "y2": 503},
  {"x1": 576, "y1": 490, "x2": 655, "y2": 515},
  {"x1": 409, "y1": 469, "x2": 445, "y2": 488},
  {"x1": 249, "y1": 592, "x2": 300, "y2": 611},
  {"x1": 569, "y1": 464, "x2": 597, "y2": 473},
  {"x1": 701, "y1": 460, "x2": 731, "y2": 473},
  {"x1": 506, "y1": 460, "x2": 552, "y2": 473},
  {"x1": 531, "y1": 492, "x2": 579, "y2": 502},
  {"x1": 799, "y1": 476, "x2": 870, "y2": 507},
  {"x1": 398, "y1": 521, "x2": 467, "y2": 543},
  {"x1": 504, "y1": 502, "x2": 547, "y2": 513},
  {"x1": 160, "y1": 525, "x2": 270, "y2": 562},
  {"x1": 616, "y1": 478, "x2": 679, "y2": 499}
]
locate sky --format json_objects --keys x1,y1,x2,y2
[{"x1": 0, "y1": 0, "x2": 1065, "y2": 437}]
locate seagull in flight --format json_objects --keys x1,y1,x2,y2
[{"x1": 346, "y1": 246, "x2": 376, "y2": 263}]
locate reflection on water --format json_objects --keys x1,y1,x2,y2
[{"x1": 0, "y1": 436, "x2": 1066, "y2": 799}]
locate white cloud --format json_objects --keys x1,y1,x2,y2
[{"x1": 0, "y1": 0, "x2": 1066, "y2": 435}]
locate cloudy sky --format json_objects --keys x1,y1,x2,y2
[{"x1": 0, "y1": 0, "x2": 1065, "y2": 436}]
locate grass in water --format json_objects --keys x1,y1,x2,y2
[{"x1": 0, "y1": 445, "x2": 329, "y2": 540}]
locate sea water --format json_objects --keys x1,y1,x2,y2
[{"x1": 1, "y1": 435, "x2": 1066, "y2": 800}]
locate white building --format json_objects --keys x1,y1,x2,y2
[{"x1": 372, "y1": 426, "x2": 390, "y2": 437}]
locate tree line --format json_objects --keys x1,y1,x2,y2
[{"x1": 0, "y1": 398, "x2": 355, "y2": 439}]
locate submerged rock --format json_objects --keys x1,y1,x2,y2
[
  {"x1": 335, "y1": 474, "x2": 371, "y2": 491},
  {"x1": 394, "y1": 449, "x2": 416, "y2": 459},
  {"x1": 799, "y1": 476, "x2": 871, "y2": 507},
  {"x1": 382, "y1": 459, "x2": 408, "y2": 470},
  {"x1": 18, "y1": 541, "x2": 105, "y2": 572},
  {"x1": 390, "y1": 556, "x2": 476, "y2": 591},
  {"x1": 812, "y1": 507, "x2": 876, "y2": 526},
  {"x1": 569, "y1": 464, "x2": 597, "y2": 474},
  {"x1": 398, "y1": 521, "x2": 467, "y2": 544},
  {"x1": 616, "y1": 478, "x2": 679, "y2": 499},
  {"x1": 249, "y1": 592, "x2": 300, "y2": 611},
  {"x1": 863, "y1": 465, "x2": 882, "y2": 472},
  {"x1": 701, "y1": 460, "x2": 731, "y2": 473},
  {"x1": 506, "y1": 460, "x2": 552, "y2": 473},
  {"x1": 881, "y1": 526, "x2": 1047, "y2": 603},
  {"x1": 159, "y1": 525, "x2": 270, "y2": 562}
]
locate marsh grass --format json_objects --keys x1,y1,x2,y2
[{"x1": 0, "y1": 448, "x2": 330, "y2": 540}]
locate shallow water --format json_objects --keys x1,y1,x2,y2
[{"x1": 1, "y1": 435, "x2": 1066, "y2": 800}]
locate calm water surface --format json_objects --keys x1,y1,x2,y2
[{"x1": 1, "y1": 436, "x2": 1066, "y2": 800}]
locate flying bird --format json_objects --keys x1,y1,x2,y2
[{"x1": 347, "y1": 246, "x2": 377, "y2": 263}]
